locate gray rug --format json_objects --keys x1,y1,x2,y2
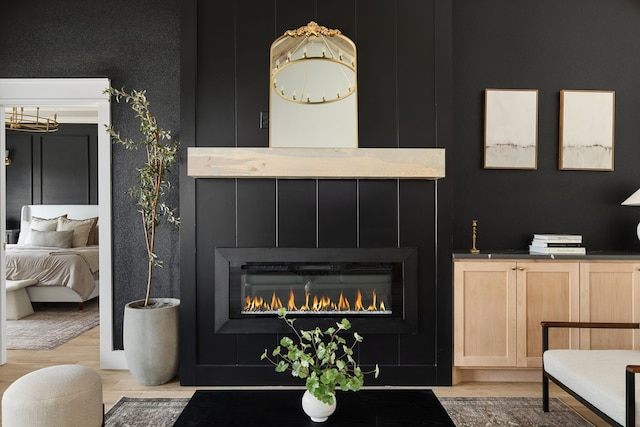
[
  {"x1": 6, "y1": 299, "x2": 99, "y2": 350},
  {"x1": 104, "y1": 396, "x2": 593, "y2": 426},
  {"x1": 105, "y1": 397, "x2": 190, "y2": 427},
  {"x1": 439, "y1": 396, "x2": 593, "y2": 426}
]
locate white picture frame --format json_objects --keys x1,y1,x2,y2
[{"x1": 484, "y1": 89, "x2": 538, "y2": 169}]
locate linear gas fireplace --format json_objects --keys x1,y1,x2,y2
[{"x1": 214, "y1": 247, "x2": 418, "y2": 334}]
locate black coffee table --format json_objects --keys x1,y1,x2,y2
[{"x1": 173, "y1": 389, "x2": 455, "y2": 426}]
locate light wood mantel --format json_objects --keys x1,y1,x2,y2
[{"x1": 187, "y1": 147, "x2": 445, "y2": 179}]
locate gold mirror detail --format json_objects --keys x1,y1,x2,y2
[{"x1": 270, "y1": 21, "x2": 356, "y2": 105}]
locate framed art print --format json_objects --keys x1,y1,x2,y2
[
  {"x1": 559, "y1": 90, "x2": 615, "y2": 171},
  {"x1": 484, "y1": 89, "x2": 538, "y2": 169}
]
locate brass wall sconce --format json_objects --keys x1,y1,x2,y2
[{"x1": 5, "y1": 150, "x2": 11, "y2": 166}]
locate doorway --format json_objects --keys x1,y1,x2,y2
[{"x1": 0, "y1": 78, "x2": 125, "y2": 368}]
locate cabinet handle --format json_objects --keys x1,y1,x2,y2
[
  {"x1": 511, "y1": 266, "x2": 517, "y2": 270},
  {"x1": 519, "y1": 267, "x2": 525, "y2": 271}
]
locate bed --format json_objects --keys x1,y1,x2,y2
[{"x1": 5, "y1": 204, "x2": 99, "y2": 308}]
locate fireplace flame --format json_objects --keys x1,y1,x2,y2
[
  {"x1": 271, "y1": 292, "x2": 283, "y2": 310},
  {"x1": 337, "y1": 292, "x2": 350, "y2": 311},
  {"x1": 287, "y1": 289, "x2": 298, "y2": 311},
  {"x1": 367, "y1": 289, "x2": 377, "y2": 311},
  {"x1": 244, "y1": 288, "x2": 389, "y2": 313},
  {"x1": 353, "y1": 289, "x2": 365, "y2": 311}
]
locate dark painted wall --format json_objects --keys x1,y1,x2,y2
[
  {"x1": 0, "y1": 0, "x2": 181, "y2": 349},
  {"x1": 180, "y1": 0, "x2": 454, "y2": 386},
  {"x1": 452, "y1": 0, "x2": 640, "y2": 252},
  {"x1": 3, "y1": 0, "x2": 640, "y2": 380},
  {"x1": 6, "y1": 124, "x2": 98, "y2": 229}
]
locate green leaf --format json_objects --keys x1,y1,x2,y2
[
  {"x1": 275, "y1": 361, "x2": 289, "y2": 372},
  {"x1": 338, "y1": 318, "x2": 351, "y2": 330}
]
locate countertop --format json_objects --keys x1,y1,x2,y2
[{"x1": 452, "y1": 249, "x2": 640, "y2": 260}]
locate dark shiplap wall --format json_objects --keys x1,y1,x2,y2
[
  {"x1": 3, "y1": 0, "x2": 640, "y2": 383},
  {"x1": 180, "y1": 0, "x2": 453, "y2": 386},
  {"x1": 6, "y1": 124, "x2": 98, "y2": 229}
]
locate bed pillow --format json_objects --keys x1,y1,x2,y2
[
  {"x1": 85, "y1": 217, "x2": 99, "y2": 246},
  {"x1": 17, "y1": 214, "x2": 68, "y2": 246},
  {"x1": 57, "y1": 217, "x2": 97, "y2": 247},
  {"x1": 24, "y1": 230, "x2": 74, "y2": 248}
]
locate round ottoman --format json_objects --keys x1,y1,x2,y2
[{"x1": 2, "y1": 365, "x2": 103, "y2": 427}]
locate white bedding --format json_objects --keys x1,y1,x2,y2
[
  {"x1": 5, "y1": 244, "x2": 99, "y2": 300},
  {"x1": 6, "y1": 204, "x2": 101, "y2": 302}
]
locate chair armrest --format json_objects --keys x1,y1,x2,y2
[
  {"x1": 541, "y1": 321, "x2": 639, "y2": 329},
  {"x1": 541, "y1": 322, "x2": 640, "y2": 352}
]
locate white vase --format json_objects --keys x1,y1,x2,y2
[{"x1": 301, "y1": 390, "x2": 336, "y2": 422}]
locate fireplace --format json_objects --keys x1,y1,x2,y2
[{"x1": 214, "y1": 247, "x2": 419, "y2": 334}]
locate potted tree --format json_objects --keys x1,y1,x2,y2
[
  {"x1": 104, "y1": 87, "x2": 180, "y2": 386},
  {"x1": 261, "y1": 307, "x2": 380, "y2": 422}
]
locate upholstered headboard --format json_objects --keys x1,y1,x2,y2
[
  {"x1": 18, "y1": 204, "x2": 99, "y2": 246},
  {"x1": 21, "y1": 204, "x2": 99, "y2": 222}
]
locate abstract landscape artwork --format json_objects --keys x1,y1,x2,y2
[
  {"x1": 484, "y1": 89, "x2": 538, "y2": 169},
  {"x1": 559, "y1": 90, "x2": 615, "y2": 171}
]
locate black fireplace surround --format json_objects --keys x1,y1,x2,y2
[{"x1": 214, "y1": 247, "x2": 419, "y2": 334}]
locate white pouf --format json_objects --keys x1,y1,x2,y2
[
  {"x1": 2, "y1": 365, "x2": 103, "y2": 427},
  {"x1": 6, "y1": 279, "x2": 37, "y2": 320}
]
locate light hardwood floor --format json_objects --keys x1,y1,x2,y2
[{"x1": 0, "y1": 325, "x2": 606, "y2": 426}]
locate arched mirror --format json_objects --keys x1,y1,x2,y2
[{"x1": 269, "y1": 21, "x2": 358, "y2": 148}]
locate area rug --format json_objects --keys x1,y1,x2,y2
[
  {"x1": 105, "y1": 397, "x2": 189, "y2": 427},
  {"x1": 6, "y1": 299, "x2": 99, "y2": 350},
  {"x1": 104, "y1": 396, "x2": 593, "y2": 426},
  {"x1": 439, "y1": 396, "x2": 593, "y2": 426}
]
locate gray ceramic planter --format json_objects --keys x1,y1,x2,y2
[{"x1": 123, "y1": 298, "x2": 180, "y2": 386}]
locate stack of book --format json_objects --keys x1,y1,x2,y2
[{"x1": 529, "y1": 234, "x2": 586, "y2": 255}]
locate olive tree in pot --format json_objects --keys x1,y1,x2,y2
[{"x1": 105, "y1": 87, "x2": 180, "y2": 386}]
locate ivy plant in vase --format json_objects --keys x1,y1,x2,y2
[
  {"x1": 261, "y1": 307, "x2": 380, "y2": 422},
  {"x1": 104, "y1": 87, "x2": 180, "y2": 386}
]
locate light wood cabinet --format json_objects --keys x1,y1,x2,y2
[
  {"x1": 454, "y1": 258, "x2": 640, "y2": 382},
  {"x1": 454, "y1": 260, "x2": 580, "y2": 369},
  {"x1": 515, "y1": 262, "x2": 580, "y2": 367},
  {"x1": 579, "y1": 262, "x2": 640, "y2": 350},
  {"x1": 453, "y1": 261, "x2": 517, "y2": 367}
]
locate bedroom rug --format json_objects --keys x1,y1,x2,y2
[
  {"x1": 6, "y1": 299, "x2": 99, "y2": 350},
  {"x1": 104, "y1": 396, "x2": 593, "y2": 426}
]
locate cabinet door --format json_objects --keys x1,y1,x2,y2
[
  {"x1": 516, "y1": 262, "x2": 580, "y2": 367},
  {"x1": 454, "y1": 261, "x2": 517, "y2": 367},
  {"x1": 580, "y1": 262, "x2": 640, "y2": 350}
]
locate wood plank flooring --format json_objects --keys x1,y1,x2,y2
[{"x1": 0, "y1": 325, "x2": 606, "y2": 426}]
